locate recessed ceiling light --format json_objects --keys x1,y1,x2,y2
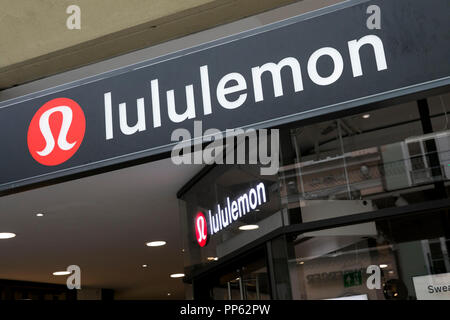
[
  {"x1": 142, "y1": 264, "x2": 148, "y2": 268},
  {"x1": 239, "y1": 225, "x2": 259, "y2": 231},
  {"x1": 0, "y1": 232, "x2": 16, "y2": 239},
  {"x1": 299, "y1": 261, "x2": 304, "y2": 265},
  {"x1": 362, "y1": 114, "x2": 370, "y2": 119},
  {"x1": 36, "y1": 213, "x2": 44, "y2": 217},
  {"x1": 379, "y1": 264, "x2": 388, "y2": 268},
  {"x1": 146, "y1": 241, "x2": 166, "y2": 247},
  {"x1": 167, "y1": 293, "x2": 171, "y2": 296},
  {"x1": 53, "y1": 271, "x2": 71, "y2": 276},
  {"x1": 170, "y1": 273, "x2": 185, "y2": 278}
]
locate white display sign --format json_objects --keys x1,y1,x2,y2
[
  {"x1": 325, "y1": 294, "x2": 368, "y2": 300},
  {"x1": 413, "y1": 273, "x2": 450, "y2": 300}
]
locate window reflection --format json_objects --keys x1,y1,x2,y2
[
  {"x1": 283, "y1": 93, "x2": 450, "y2": 223},
  {"x1": 288, "y1": 209, "x2": 450, "y2": 300}
]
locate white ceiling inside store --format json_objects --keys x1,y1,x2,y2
[{"x1": 0, "y1": 158, "x2": 203, "y2": 299}]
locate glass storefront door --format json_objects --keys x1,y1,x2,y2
[
  {"x1": 193, "y1": 246, "x2": 271, "y2": 300},
  {"x1": 212, "y1": 263, "x2": 270, "y2": 300}
]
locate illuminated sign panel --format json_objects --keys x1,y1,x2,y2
[
  {"x1": 195, "y1": 182, "x2": 267, "y2": 246},
  {"x1": 208, "y1": 182, "x2": 267, "y2": 236}
]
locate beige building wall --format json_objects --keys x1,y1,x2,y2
[
  {"x1": 0, "y1": 0, "x2": 301, "y2": 89},
  {"x1": 0, "y1": 0, "x2": 345, "y2": 90}
]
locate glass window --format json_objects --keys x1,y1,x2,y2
[
  {"x1": 180, "y1": 92, "x2": 450, "y2": 278},
  {"x1": 283, "y1": 92, "x2": 450, "y2": 223},
  {"x1": 287, "y1": 208, "x2": 450, "y2": 300}
]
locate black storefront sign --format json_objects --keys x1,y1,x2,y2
[{"x1": 0, "y1": 0, "x2": 449, "y2": 193}]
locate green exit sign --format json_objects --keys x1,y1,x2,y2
[{"x1": 343, "y1": 270, "x2": 362, "y2": 288}]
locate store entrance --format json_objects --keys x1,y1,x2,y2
[
  {"x1": 194, "y1": 246, "x2": 271, "y2": 300},
  {"x1": 213, "y1": 260, "x2": 270, "y2": 300}
]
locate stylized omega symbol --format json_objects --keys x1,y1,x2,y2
[
  {"x1": 196, "y1": 216, "x2": 206, "y2": 242},
  {"x1": 37, "y1": 106, "x2": 77, "y2": 156},
  {"x1": 195, "y1": 212, "x2": 208, "y2": 247},
  {"x1": 27, "y1": 98, "x2": 86, "y2": 166}
]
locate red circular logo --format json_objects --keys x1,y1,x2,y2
[
  {"x1": 195, "y1": 212, "x2": 208, "y2": 247},
  {"x1": 27, "y1": 98, "x2": 86, "y2": 166}
]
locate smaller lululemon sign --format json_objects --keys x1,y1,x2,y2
[
  {"x1": 27, "y1": 98, "x2": 86, "y2": 166},
  {"x1": 195, "y1": 212, "x2": 208, "y2": 247}
]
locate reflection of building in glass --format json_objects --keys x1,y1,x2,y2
[
  {"x1": 281, "y1": 131, "x2": 450, "y2": 203},
  {"x1": 180, "y1": 93, "x2": 450, "y2": 300}
]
